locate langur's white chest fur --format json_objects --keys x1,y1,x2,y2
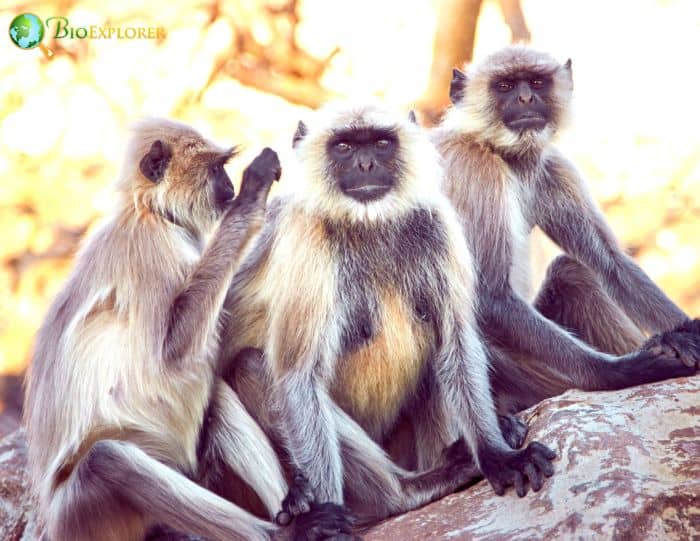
[{"x1": 504, "y1": 179, "x2": 533, "y2": 299}]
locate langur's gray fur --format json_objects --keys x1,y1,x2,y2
[
  {"x1": 24, "y1": 119, "x2": 290, "y2": 541},
  {"x1": 220, "y1": 102, "x2": 556, "y2": 527},
  {"x1": 433, "y1": 45, "x2": 699, "y2": 413}
]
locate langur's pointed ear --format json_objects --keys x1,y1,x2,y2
[
  {"x1": 292, "y1": 121, "x2": 309, "y2": 148},
  {"x1": 408, "y1": 110, "x2": 418, "y2": 124},
  {"x1": 139, "y1": 140, "x2": 172, "y2": 183},
  {"x1": 449, "y1": 68, "x2": 468, "y2": 105},
  {"x1": 563, "y1": 58, "x2": 573, "y2": 84}
]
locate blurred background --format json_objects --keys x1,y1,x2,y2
[{"x1": 0, "y1": 0, "x2": 698, "y2": 434}]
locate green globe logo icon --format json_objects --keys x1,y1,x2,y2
[{"x1": 9, "y1": 13, "x2": 45, "y2": 50}]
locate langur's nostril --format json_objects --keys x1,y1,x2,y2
[
  {"x1": 359, "y1": 157, "x2": 374, "y2": 172},
  {"x1": 518, "y1": 91, "x2": 534, "y2": 104}
]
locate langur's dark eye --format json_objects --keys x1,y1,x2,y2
[
  {"x1": 335, "y1": 142, "x2": 352, "y2": 153},
  {"x1": 496, "y1": 81, "x2": 514, "y2": 92},
  {"x1": 531, "y1": 79, "x2": 544, "y2": 87},
  {"x1": 375, "y1": 139, "x2": 390, "y2": 149}
]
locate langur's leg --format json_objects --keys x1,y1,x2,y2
[
  {"x1": 226, "y1": 349, "x2": 313, "y2": 525},
  {"x1": 404, "y1": 371, "x2": 460, "y2": 471},
  {"x1": 493, "y1": 256, "x2": 695, "y2": 414},
  {"x1": 330, "y1": 404, "x2": 480, "y2": 525},
  {"x1": 229, "y1": 349, "x2": 478, "y2": 526},
  {"x1": 385, "y1": 368, "x2": 528, "y2": 474},
  {"x1": 534, "y1": 254, "x2": 645, "y2": 355},
  {"x1": 226, "y1": 348, "x2": 279, "y2": 437},
  {"x1": 197, "y1": 378, "x2": 288, "y2": 520},
  {"x1": 535, "y1": 256, "x2": 699, "y2": 382},
  {"x1": 144, "y1": 525, "x2": 209, "y2": 541},
  {"x1": 50, "y1": 440, "x2": 275, "y2": 541}
]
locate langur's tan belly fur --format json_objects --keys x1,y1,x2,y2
[{"x1": 332, "y1": 290, "x2": 431, "y2": 440}]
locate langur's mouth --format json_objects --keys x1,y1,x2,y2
[
  {"x1": 343, "y1": 184, "x2": 392, "y2": 202},
  {"x1": 507, "y1": 114, "x2": 547, "y2": 131}
]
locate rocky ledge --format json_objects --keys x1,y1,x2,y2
[
  {"x1": 1, "y1": 376, "x2": 698, "y2": 540},
  {"x1": 366, "y1": 376, "x2": 699, "y2": 540}
]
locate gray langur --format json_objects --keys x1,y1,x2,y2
[
  {"x1": 23, "y1": 119, "x2": 336, "y2": 541},
  {"x1": 219, "y1": 102, "x2": 557, "y2": 541},
  {"x1": 433, "y1": 45, "x2": 700, "y2": 414}
]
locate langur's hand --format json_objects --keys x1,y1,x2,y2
[
  {"x1": 439, "y1": 438, "x2": 481, "y2": 488},
  {"x1": 237, "y1": 147, "x2": 281, "y2": 207},
  {"x1": 287, "y1": 501, "x2": 361, "y2": 541},
  {"x1": 643, "y1": 318, "x2": 700, "y2": 368},
  {"x1": 479, "y1": 441, "x2": 557, "y2": 497},
  {"x1": 276, "y1": 472, "x2": 314, "y2": 526},
  {"x1": 498, "y1": 415, "x2": 528, "y2": 449}
]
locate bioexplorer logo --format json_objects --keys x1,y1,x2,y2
[
  {"x1": 9, "y1": 12, "x2": 167, "y2": 59},
  {"x1": 8, "y1": 13, "x2": 51, "y2": 57}
]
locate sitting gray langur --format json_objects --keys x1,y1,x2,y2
[
  {"x1": 24, "y1": 119, "x2": 338, "y2": 541},
  {"x1": 432, "y1": 45, "x2": 700, "y2": 414},
  {"x1": 219, "y1": 101, "x2": 557, "y2": 541}
]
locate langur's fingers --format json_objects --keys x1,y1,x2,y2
[
  {"x1": 529, "y1": 441, "x2": 557, "y2": 460},
  {"x1": 678, "y1": 351, "x2": 696, "y2": 368},
  {"x1": 661, "y1": 344, "x2": 678, "y2": 358},
  {"x1": 276, "y1": 511, "x2": 292, "y2": 526},
  {"x1": 524, "y1": 463, "x2": 541, "y2": 492},
  {"x1": 513, "y1": 470, "x2": 526, "y2": 497},
  {"x1": 648, "y1": 345, "x2": 664, "y2": 356},
  {"x1": 532, "y1": 452, "x2": 555, "y2": 477},
  {"x1": 490, "y1": 478, "x2": 505, "y2": 496},
  {"x1": 673, "y1": 335, "x2": 699, "y2": 367},
  {"x1": 285, "y1": 498, "x2": 310, "y2": 517}
]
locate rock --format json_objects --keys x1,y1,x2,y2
[
  {"x1": 366, "y1": 376, "x2": 700, "y2": 541},
  {"x1": 0, "y1": 377, "x2": 697, "y2": 540},
  {"x1": 0, "y1": 428, "x2": 38, "y2": 541},
  {"x1": 0, "y1": 374, "x2": 24, "y2": 439}
]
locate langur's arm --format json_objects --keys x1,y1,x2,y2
[
  {"x1": 275, "y1": 368, "x2": 345, "y2": 506},
  {"x1": 199, "y1": 379, "x2": 288, "y2": 520},
  {"x1": 438, "y1": 280, "x2": 556, "y2": 496},
  {"x1": 266, "y1": 293, "x2": 356, "y2": 532},
  {"x1": 480, "y1": 278, "x2": 698, "y2": 384},
  {"x1": 163, "y1": 149, "x2": 280, "y2": 365},
  {"x1": 537, "y1": 150, "x2": 688, "y2": 334},
  {"x1": 474, "y1": 211, "x2": 614, "y2": 379}
]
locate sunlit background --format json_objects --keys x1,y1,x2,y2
[{"x1": 1, "y1": 0, "x2": 699, "y2": 432}]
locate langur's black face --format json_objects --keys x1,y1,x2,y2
[
  {"x1": 139, "y1": 140, "x2": 236, "y2": 214},
  {"x1": 326, "y1": 127, "x2": 400, "y2": 203},
  {"x1": 492, "y1": 72, "x2": 553, "y2": 132},
  {"x1": 209, "y1": 154, "x2": 235, "y2": 212}
]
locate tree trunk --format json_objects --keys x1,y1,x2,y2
[
  {"x1": 498, "y1": 0, "x2": 531, "y2": 42},
  {"x1": 420, "y1": 0, "x2": 532, "y2": 123},
  {"x1": 420, "y1": 0, "x2": 483, "y2": 121}
]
